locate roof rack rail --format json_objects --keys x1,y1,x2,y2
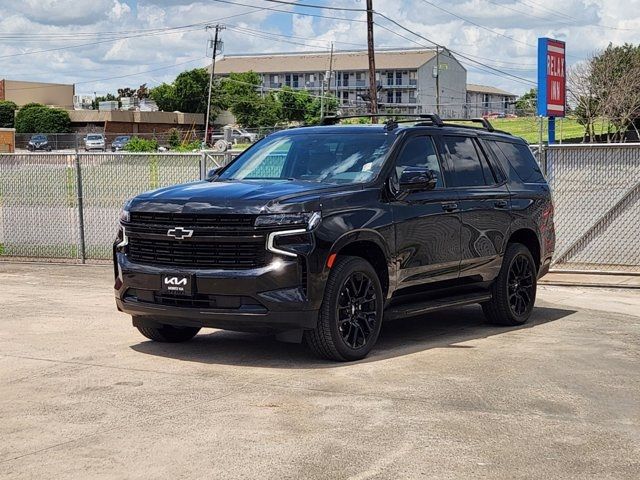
[
  {"x1": 441, "y1": 117, "x2": 496, "y2": 132},
  {"x1": 320, "y1": 113, "x2": 444, "y2": 127}
]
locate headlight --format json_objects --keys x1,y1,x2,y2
[
  {"x1": 255, "y1": 211, "x2": 321, "y2": 229},
  {"x1": 261, "y1": 212, "x2": 321, "y2": 258},
  {"x1": 119, "y1": 199, "x2": 133, "y2": 223},
  {"x1": 119, "y1": 208, "x2": 130, "y2": 223}
]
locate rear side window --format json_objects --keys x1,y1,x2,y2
[
  {"x1": 492, "y1": 141, "x2": 545, "y2": 183},
  {"x1": 443, "y1": 136, "x2": 494, "y2": 187}
]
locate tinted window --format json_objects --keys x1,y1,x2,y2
[
  {"x1": 444, "y1": 136, "x2": 488, "y2": 187},
  {"x1": 493, "y1": 141, "x2": 545, "y2": 183},
  {"x1": 395, "y1": 136, "x2": 443, "y2": 188},
  {"x1": 219, "y1": 132, "x2": 395, "y2": 184}
]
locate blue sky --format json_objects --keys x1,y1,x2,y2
[{"x1": 1, "y1": 0, "x2": 638, "y2": 98}]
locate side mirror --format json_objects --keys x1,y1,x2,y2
[
  {"x1": 206, "y1": 167, "x2": 221, "y2": 180},
  {"x1": 399, "y1": 167, "x2": 437, "y2": 192}
]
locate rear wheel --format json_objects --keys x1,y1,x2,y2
[
  {"x1": 482, "y1": 243, "x2": 537, "y2": 326},
  {"x1": 305, "y1": 256, "x2": 383, "y2": 361},
  {"x1": 136, "y1": 321, "x2": 200, "y2": 343}
]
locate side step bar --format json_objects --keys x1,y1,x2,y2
[{"x1": 384, "y1": 292, "x2": 492, "y2": 321}]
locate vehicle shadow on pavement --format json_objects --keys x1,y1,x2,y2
[{"x1": 130, "y1": 304, "x2": 576, "y2": 368}]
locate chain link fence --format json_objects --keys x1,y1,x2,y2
[
  {"x1": 0, "y1": 152, "x2": 237, "y2": 262},
  {"x1": 541, "y1": 143, "x2": 640, "y2": 272},
  {"x1": 1, "y1": 145, "x2": 640, "y2": 273}
]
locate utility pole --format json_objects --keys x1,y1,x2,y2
[
  {"x1": 366, "y1": 0, "x2": 378, "y2": 122},
  {"x1": 328, "y1": 42, "x2": 334, "y2": 100},
  {"x1": 435, "y1": 46, "x2": 441, "y2": 115},
  {"x1": 204, "y1": 24, "x2": 224, "y2": 147}
]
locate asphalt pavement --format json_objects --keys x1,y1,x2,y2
[{"x1": 0, "y1": 263, "x2": 638, "y2": 479}]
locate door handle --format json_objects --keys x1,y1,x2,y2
[
  {"x1": 441, "y1": 202, "x2": 458, "y2": 212},
  {"x1": 494, "y1": 200, "x2": 508, "y2": 209}
]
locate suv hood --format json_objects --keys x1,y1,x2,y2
[{"x1": 129, "y1": 179, "x2": 342, "y2": 214}]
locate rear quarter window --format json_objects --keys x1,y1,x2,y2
[{"x1": 490, "y1": 140, "x2": 546, "y2": 184}]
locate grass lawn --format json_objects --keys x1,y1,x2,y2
[{"x1": 471, "y1": 117, "x2": 611, "y2": 144}]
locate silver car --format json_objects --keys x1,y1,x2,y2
[{"x1": 84, "y1": 134, "x2": 106, "y2": 151}]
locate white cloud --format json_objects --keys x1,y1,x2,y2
[{"x1": 0, "y1": 0, "x2": 639, "y2": 97}]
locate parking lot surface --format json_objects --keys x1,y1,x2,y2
[{"x1": 1, "y1": 263, "x2": 639, "y2": 479}]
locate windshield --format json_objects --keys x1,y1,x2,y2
[
  {"x1": 31, "y1": 135, "x2": 46, "y2": 142},
  {"x1": 87, "y1": 135, "x2": 103, "y2": 140},
  {"x1": 218, "y1": 132, "x2": 395, "y2": 184},
  {"x1": 115, "y1": 136, "x2": 129, "y2": 141}
]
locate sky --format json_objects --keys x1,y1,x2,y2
[{"x1": 1, "y1": 0, "x2": 639, "y2": 98}]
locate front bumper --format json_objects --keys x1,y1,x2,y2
[{"x1": 114, "y1": 252, "x2": 318, "y2": 333}]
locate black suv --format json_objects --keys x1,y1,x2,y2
[{"x1": 114, "y1": 115, "x2": 555, "y2": 361}]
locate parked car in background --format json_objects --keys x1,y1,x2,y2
[
  {"x1": 27, "y1": 134, "x2": 52, "y2": 151},
  {"x1": 210, "y1": 127, "x2": 257, "y2": 146},
  {"x1": 84, "y1": 134, "x2": 106, "y2": 151},
  {"x1": 111, "y1": 135, "x2": 131, "y2": 152}
]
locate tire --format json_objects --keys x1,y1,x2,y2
[
  {"x1": 136, "y1": 322, "x2": 200, "y2": 343},
  {"x1": 304, "y1": 256, "x2": 384, "y2": 361},
  {"x1": 482, "y1": 242, "x2": 537, "y2": 326}
]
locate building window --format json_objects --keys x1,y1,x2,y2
[
  {"x1": 285, "y1": 74, "x2": 291, "y2": 87},
  {"x1": 503, "y1": 96, "x2": 509, "y2": 110},
  {"x1": 396, "y1": 91, "x2": 402, "y2": 103},
  {"x1": 386, "y1": 72, "x2": 393, "y2": 86},
  {"x1": 292, "y1": 74, "x2": 299, "y2": 88},
  {"x1": 342, "y1": 91, "x2": 349, "y2": 104},
  {"x1": 483, "y1": 94, "x2": 490, "y2": 109},
  {"x1": 387, "y1": 90, "x2": 393, "y2": 103},
  {"x1": 395, "y1": 71, "x2": 402, "y2": 86},
  {"x1": 342, "y1": 73, "x2": 349, "y2": 87},
  {"x1": 309, "y1": 74, "x2": 315, "y2": 83}
]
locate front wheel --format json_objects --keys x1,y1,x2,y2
[
  {"x1": 482, "y1": 243, "x2": 537, "y2": 326},
  {"x1": 136, "y1": 321, "x2": 200, "y2": 343},
  {"x1": 305, "y1": 256, "x2": 383, "y2": 361}
]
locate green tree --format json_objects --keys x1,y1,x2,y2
[
  {"x1": 15, "y1": 103, "x2": 71, "y2": 133},
  {"x1": 149, "y1": 83, "x2": 176, "y2": 111},
  {"x1": 0, "y1": 100, "x2": 17, "y2": 128},
  {"x1": 174, "y1": 67, "x2": 217, "y2": 113},
  {"x1": 515, "y1": 88, "x2": 537, "y2": 113},
  {"x1": 221, "y1": 71, "x2": 264, "y2": 127},
  {"x1": 305, "y1": 94, "x2": 338, "y2": 124},
  {"x1": 278, "y1": 87, "x2": 310, "y2": 122}
]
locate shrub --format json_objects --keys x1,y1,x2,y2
[
  {"x1": 15, "y1": 104, "x2": 71, "y2": 133},
  {"x1": 167, "y1": 128, "x2": 181, "y2": 148},
  {"x1": 0, "y1": 101, "x2": 17, "y2": 128},
  {"x1": 124, "y1": 136, "x2": 159, "y2": 152}
]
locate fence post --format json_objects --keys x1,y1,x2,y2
[
  {"x1": 74, "y1": 153, "x2": 87, "y2": 263},
  {"x1": 200, "y1": 151, "x2": 207, "y2": 180}
]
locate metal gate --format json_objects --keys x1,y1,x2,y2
[{"x1": 544, "y1": 143, "x2": 640, "y2": 272}]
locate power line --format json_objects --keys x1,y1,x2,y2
[
  {"x1": 0, "y1": 7, "x2": 272, "y2": 60},
  {"x1": 371, "y1": 15, "x2": 536, "y2": 86},
  {"x1": 209, "y1": 0, "x2": 366, "y2": 23},
  {"x1": 257, "y1": 0, "x2": 366, "y2": 12},
  {"x1": 418, "y1": 0, "x2": 536, "y2": 50}
]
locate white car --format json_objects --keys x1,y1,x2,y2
[{"x1": 84, "y1": 134, "x2": 106, "y2": 151}]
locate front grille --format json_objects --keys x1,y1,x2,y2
[
  {"x1": 130, "y1": 212, "x2": 256, "y2": 229},
  {"x1": 126, "y1": 213, "x2": 268, "y2": 269},
  {"x1": 128, "y1": 237, "x2": 265, "y2": 269}
]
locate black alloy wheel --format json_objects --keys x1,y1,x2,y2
[
  {"x1": 337, "y1": 271, "x2": 378, "y2": 349},
  {"x1": 482, "y1": 242, "x2": 537, "y2": 326},
  {"x1": 508, "y1": 254, "x2": 535, "y2": 316},
  {"x1": 305, "y1": 256, "x2": 384, "y2": 361}
]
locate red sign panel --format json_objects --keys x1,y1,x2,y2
[{"x1": 537, "y1": 38, "x2": 566, "y2": 117}]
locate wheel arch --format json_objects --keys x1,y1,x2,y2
[
  {"x1": 329, "y1": 230, "x2": 392, "y2": 299},
  {"x1": 508, "y1": 228, "x2": 541, "y2": 271}
]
